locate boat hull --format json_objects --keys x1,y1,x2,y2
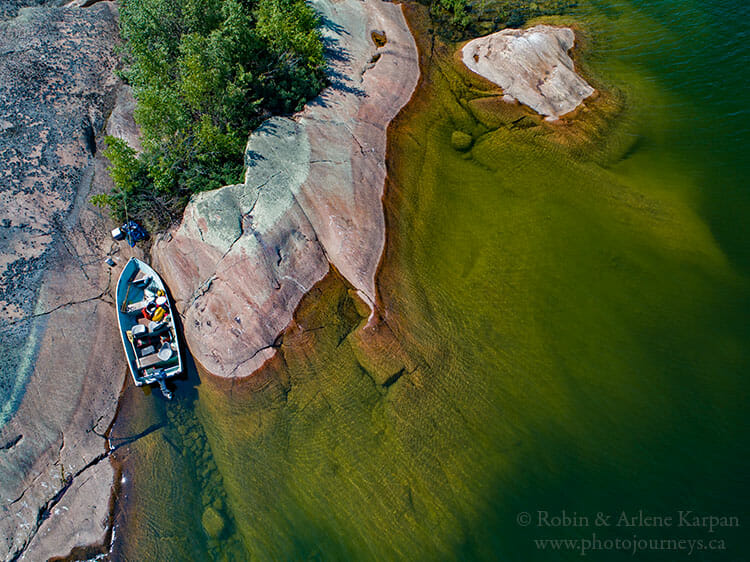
[{"x1": 115, "y1": 258, "x2": 183, "y2": 387}]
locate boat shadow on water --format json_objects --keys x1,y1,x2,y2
[{"x1": 160, "y1": 281, "x2": 202, "y2": 402}]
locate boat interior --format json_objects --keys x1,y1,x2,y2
[{"x1": 119, "y1": 265, "x2": 180, "y2": 383}]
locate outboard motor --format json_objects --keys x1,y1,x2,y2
[{"x1": 155, "y1": 371, "x2": 173, "y2": 400}]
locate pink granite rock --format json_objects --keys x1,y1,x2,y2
[
  {"x1": 462, "y1": 25, "x2": 595, "y2": 120},
  {"x1": 0, "y1": 4, "x2": 138, "y2": 559},
  {"x1": 153, "y1": 0, "x2": 419, "y2": 378}
]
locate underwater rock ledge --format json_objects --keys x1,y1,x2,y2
[{"x1": 152, "y1": 0, "x2": 419, "y2": 379}]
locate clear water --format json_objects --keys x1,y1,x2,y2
[{"x1": 111, "y1": 1, "x2": 750, "y2": 560}]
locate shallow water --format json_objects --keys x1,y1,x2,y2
[{"x1": 112, "y1": 1, "x2": 750, "y2": 559}]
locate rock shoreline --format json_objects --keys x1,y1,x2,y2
[
  {"x1": 153, "y1": 0, "x2": 420, "y2": 379},
  {"x1": 0, "y1": 3, "x2": 142, "y2": 560},
  {"x1": 0, "y1": 0, "x2": 420, "y2": 556},
  {"x1": 0, "y1": 4, "x2": 606, "y2": 560}
]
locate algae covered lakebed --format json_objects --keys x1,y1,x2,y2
[{"x1": 111, "y1": 0, "x2": 749, "y2": 560}]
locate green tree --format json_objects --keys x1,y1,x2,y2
[
  {"x1": 102, "y1": 136, "x2": 142, "y2": 196},
  {"x1": 96, "y1": 0, "x2": 327, "y2": 230}
]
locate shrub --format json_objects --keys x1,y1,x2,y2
[
  {"x1": 95, "y1": 0, "x2": 327, "y2": 231},
  {"x1": 428, "y1": 0, "x2": 576, "y2": 40}
]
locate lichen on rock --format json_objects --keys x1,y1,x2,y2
[{"x1": 0, "y1": 3, "x2": 137, "y2": 560}]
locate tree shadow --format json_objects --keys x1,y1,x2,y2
[
  {"x1": 245, "y1": 150, "x2": 267, "y2": 169},
  {"x1": 307, "y1": 15, "x2": 367, "y2": 107},
  {"x1": 318, "y1": 13, "x2": 349, "y2": 37}
]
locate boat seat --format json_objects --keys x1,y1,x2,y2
[
  {"x1": 126, "y1": 299, "x2": 149, "y2": 315},
  {"x1": 133, "y1": 275, "x2": 152, "y2": 288},
  {"x1": 138, "y1": 353, "x2": 177, "y2": 370},
  {"x1": 148, "y1": 320, "x2": 169, "y2": 333},
  {"x1": 138, "y1": 353, "x2": 164, "y2": 369}
]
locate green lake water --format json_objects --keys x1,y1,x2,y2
[{"x1": 111, "y1": 1, "x2": 750, "y2": 560}]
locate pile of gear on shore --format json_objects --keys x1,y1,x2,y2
[{"x1": 111, "y1": 220, "x2": 148, "y2": 247}]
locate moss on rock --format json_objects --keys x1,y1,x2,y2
[{"x1": 451, "y1": 130, "x2": 473, "y2": 151}]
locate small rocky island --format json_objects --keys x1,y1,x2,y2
[{"x1": 462, "y1": 25, "x2": 595, "y2": 120}]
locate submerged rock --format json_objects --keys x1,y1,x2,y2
[
  {"x1": 462, "y1": 25, "x2": 595, "y2": 120},
  {"x1": 153, "y1": 0, "x2": 419, "y2": 378},
  {"x1": 451, "y1": 130, "x2": 473, "y2": 151},
  {"x1": 201, "y1": 506, "x2": 226, "y2": 539}
]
